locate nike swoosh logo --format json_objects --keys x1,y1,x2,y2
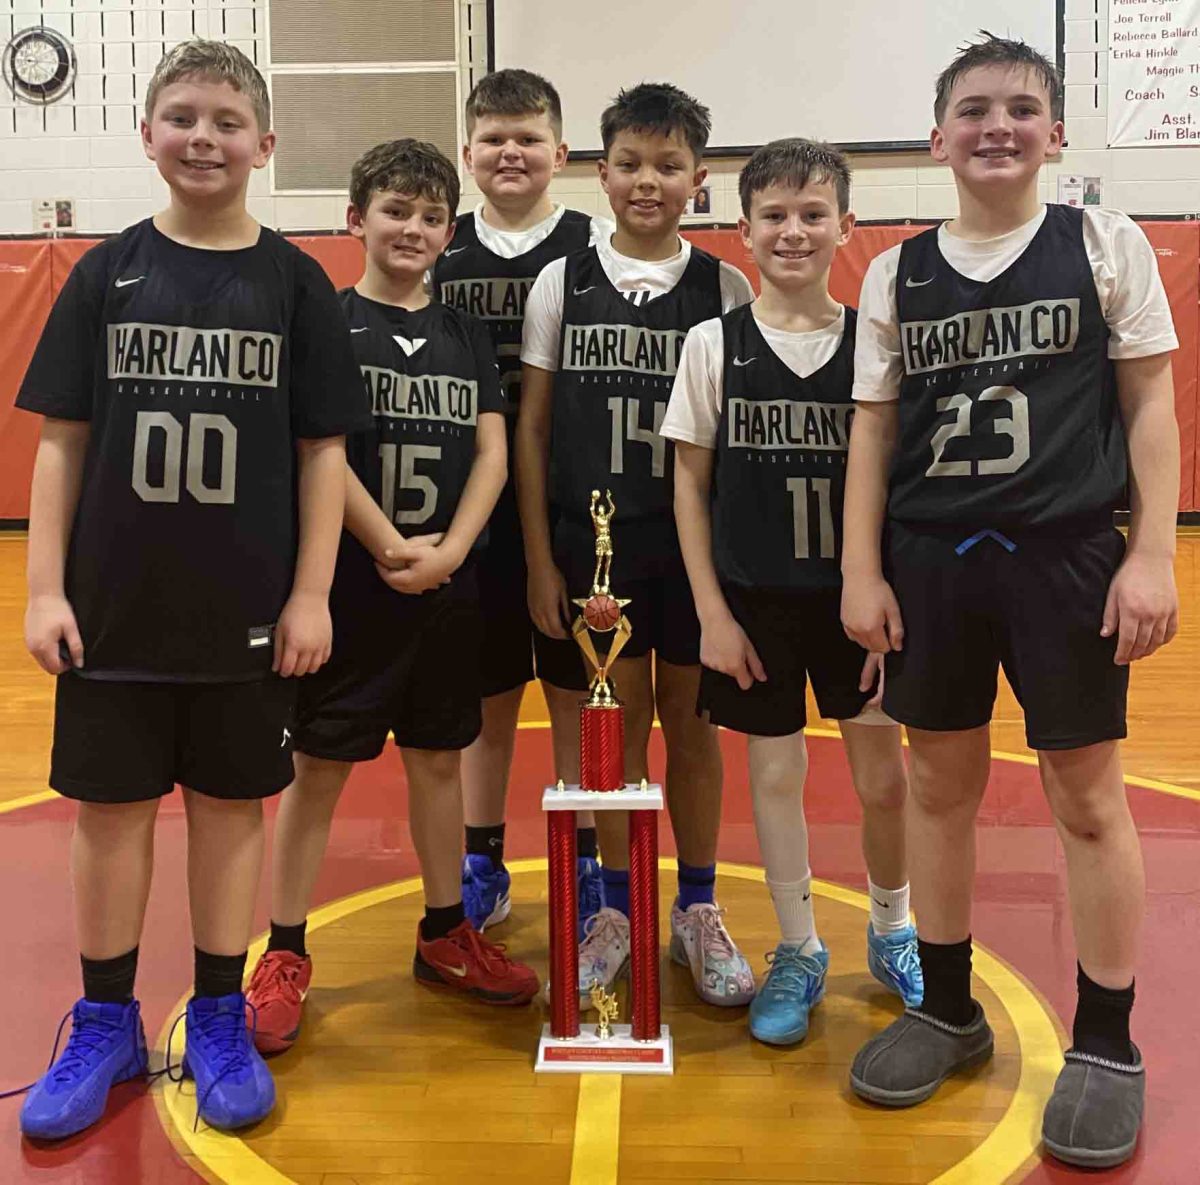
[
  {"x1": 573, "y1": 285, "x2": 596, "y2": 296},
  {"x1": 350, "y1": 327, "x2": 368, "y2": 333},
  {"x1": 905, "y1": 276, "x2": 935, "y2": 287},
  {"x1": 874, "y1": 898, "x2": 890, "y2": 908},
  {"x1": 802, "y1": 893, "x2": 811, "y2": 902},
  {"x1": 435, "y1": 961, "x2": 468, "y2": 978},
  {"x1": 732, "y1": 356, "x2": 756, "y2": 367},
  {"x1": 115, "y1": 276, "x2": 145, "y2": 288},
  {"x1": 443, "y1": 246, "x2": 468, "y2": 257}
]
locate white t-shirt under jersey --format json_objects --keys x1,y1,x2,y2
[
  {"x1": 468, "y1": 203, "x2": 612, "y2": 259},
  {"x1": 853, "y1": 205, "x2": 1179, "y2": 403},
  {"x1": 521, "y1": 233, "x2": 756, "y2": 371},
  {"x1": 661, "y1": 307, "x2": 847, "y2": 447}
]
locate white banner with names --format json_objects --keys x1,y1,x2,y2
[{"x1": 1107, "y1": 0, "x2": 1200, "y2": 146}]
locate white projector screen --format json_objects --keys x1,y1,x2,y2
[{"x1": 490, "y1": 1, "x2": 1063, "y2": 155}]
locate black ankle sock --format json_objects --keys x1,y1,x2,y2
[
  {"x1": 421, "y1": 901, "x2": 466, "y2": 941},
  {"x1": 917, "y1": 937, "x2": 976, "y2": 1027},
  {"x1": 81, "y1": 947, "x2": 139, "y2": 1004},
  {"x1": 577, "y1": 827, "x2": 598, "y2": 861},
  {"x1": 267, "y1": 920, "x2": 308, "y2": 958},
  {"x1": 465, "y1": 824, "x2": 506, "y2": 870},
  {"x1": 193, "y1": 948, "x2": 248, "y2": 1000},
  {"x1": 1073, "y1": 963, "x2": 1136, "y2": 1064}
]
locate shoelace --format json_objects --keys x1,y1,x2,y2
[
  {"x1": 454, "y1": 925, "x2": 515, "y2": 974},
  {"x1": 249, "y1": 954, "x2": 306, "y2": 1006},
  {"x1": 166, "y1": 1003, "x2": 260, "y2": 1133},
  {"x1": 580, "y1": 909, "x2": 626, "y2": 957},
  {"x1": 695, "y1": 906, "x2": 737, "y2": 962},
  {"x1": 0, "y1": 1006, "x2": 167, "y2": 1101},
  {"x1": 882, "y1": 937, "x2": 922, "y2": 978},
  {"x1": 763, "y1": 947, "x2": 824, "y2": 995}
]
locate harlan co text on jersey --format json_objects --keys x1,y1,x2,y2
[
  {"x1": 727, "y1": 398, "x2": 854, "y2": 452},
  {"x1": 107, "y1": 323, "x2": 282, "y2": 387},
  {"x1": 439, "y1": 277, "x2": 534, "y2": 321},
  {"x1": 901, "y1": 298, "x2": 1080, "y2": 376},
  {"x1": 363, "y1": 367, "x2": 479, "y2": 426},
  {"x1": 562, "y1": 323, "x2": 689, "y2": 377}
]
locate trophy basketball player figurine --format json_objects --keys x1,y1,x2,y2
[{"x1": 536, "y1": 490, "x2": 673, "y2": 1073}]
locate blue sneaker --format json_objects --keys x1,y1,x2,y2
[
  {"x1": 20, "y1": 999, "x2": 149, "y2": 1140},
  {"x1": 748, "y1": 942, "x2": 828, "y2": 1046},
  {"x1": 184, "y1": 993, "x2": 275, "y2": 1130},
  {"x1": 462, "y1": 854, "x2": 511, "y2": 931},
  {"x1": 866, "y1": 922, "x2": 924, "y2": 1007},
  {"x1": 576, "y1": 856, "x2": 605, "y2": 940}
]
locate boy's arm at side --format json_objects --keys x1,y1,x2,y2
[
  {"x1": 25, "y1": 418, "x2": 90, "y2": 674},
  {"x1": 275, "y1": 434, "x2": 346, "y2": 678},
  {"x1": 515, "y1": 362, "x2": 570, "y2": 638},
  {"x1": 378, "y1": 411, "x2": 507, "y2": 595},
  {"x1": 1105, "y1": 351, "x2": 1180, "y2": 663},
  {"x1": 673, "y1": 442, "x2": 765, "y2": 690},
  {"x1": 840, "y1": 400, "x2": 904, "y2": 653}
]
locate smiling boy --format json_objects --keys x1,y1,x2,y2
[{"x1": 841, "y1": 35, "x2": 1179, "y2": 1168}]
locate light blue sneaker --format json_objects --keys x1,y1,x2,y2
[
  {"x1": 20, "y1": 998, "x2": 149, "y2": 1140},
  {"x1": 866, "y1": 922, "x2": 924, "y2": 1007},
  {"x1": 748, "y1": 942, "x2": 829, "y2": 1046},
  {"x1": 462, "y1": 854, "x2": 511, "y2": 931},
  {"x1": 576, "y1": 856, "x2": 605, "y2": 941}
]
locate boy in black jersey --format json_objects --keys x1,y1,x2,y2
[
  {"x1": 16, "y1": 41, "x2": 367, "y2": 1140},
  {"x1": 664, "y1": 140, "x2": 920, "y2": 1047},
  {"x1": 842, "y1": 36, "x2": 1179, "y2": 1167},
  {"x1": 432, "y1": 69, "x2": 605, "y2": 936},
  {"x1": 518, "y1": 83, "x2": 757, "y2": 1009},
  {"x1": 245, "y1": 140, "x2": 538, "y2": 1054}
]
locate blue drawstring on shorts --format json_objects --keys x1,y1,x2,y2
[{"x1": 955, "y1": 528, "x2": 1017, "y2": 556}]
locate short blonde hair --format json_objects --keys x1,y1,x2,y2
[{"x1": 145, "y1": 40, "x2": 270, "y2": 131}]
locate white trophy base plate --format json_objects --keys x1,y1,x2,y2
[
  {"x1": 535, "y1": 1023, "x2": 673, "y2": 1074},
  {"x1": 541, "y1": 783, "x2": 663, "y2": 812}
]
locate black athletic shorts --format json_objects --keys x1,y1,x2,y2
[
  {"x1": 698, "y1": 585, "x2": 875, "y2": 736},
  {"x1": 477, "y1": 475, "x2": 535, "y2": 698},
  {"x1": 296, "y1": 563, "x2": 482, "y2": 759},
  {"x1": 51, "y1": 672, "x2": 297, "y2": 803},
  {"x1": 882, "y1": 519, "x2": 1129, "y2": 750},
  {"x1": 533, "y1": 514, "x2": 701, "y2": 692}
]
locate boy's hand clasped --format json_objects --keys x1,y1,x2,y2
[{"x1": 1103, "y1": 552, "x2": 1179, "y2": 665}]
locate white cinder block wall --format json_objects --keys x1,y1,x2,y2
[{"x1": 1, "y1": 0, "x2": 1197, "y2": 237}]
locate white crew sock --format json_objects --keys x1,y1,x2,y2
[{"x1": 868, "y1": 879, "x2": 911, "y2": 936}]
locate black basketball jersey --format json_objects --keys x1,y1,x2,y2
[
  {"x1": 713, "y1": 306, "x2": 857, "y2": 590},
  {"x1": 552, "y1": 245, "x2": 722, "y2": 523},
  {"x1": 433, "y1": 209, "x2": 592, "y2": 404},
  {"x1": 16, "y1": 219, "x2": 369, "y2": 682},
  {"x1": 340, "y1": 290, "x2": 505, "y2": 547},
  {"x1": 890, "y1": 204, "x2": 1125, "y2": 529}
]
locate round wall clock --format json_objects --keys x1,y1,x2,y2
[{"x1": 3, "y1": 27, "x2": 77, "y2": 105}]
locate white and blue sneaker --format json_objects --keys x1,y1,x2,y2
[
  {"x1": 866, "y1": 922, "x2": 924, "y2": 1007},
  {"x1": 462, "y1": 854, "x2": 511, "y2": 931},
  {"x1": 576, "y1": 856, "x2": 605, "y2": 940},
  {"x1": 748, "y1": 942, "x2": 829, "y2": 1046}
]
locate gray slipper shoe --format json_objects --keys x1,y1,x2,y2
[
  {"x1": 850, "y1": 1002, "x2": 994, "y2": 1107},
  {"x1": 1042, "y1": 1045, "x2": 1145, "y2": 1169}
]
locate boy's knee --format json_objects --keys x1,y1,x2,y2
[
  {"x1": 1048, "y1": 788, "x2": 1125, "y2": 842},
  {"x1": 856, "y1": 768, "x2": 908, "y2": 813}
]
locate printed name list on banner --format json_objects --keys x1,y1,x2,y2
[{"x1": 1108, "y1": 0, "x2": 1200, "y2": 146}]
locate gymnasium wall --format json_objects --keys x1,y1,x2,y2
[{"x1": 0, "y1": 223, "x2": 1196, "y2": 519}]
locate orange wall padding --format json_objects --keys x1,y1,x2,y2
[{"x1": 1, "y1": 223, "x2": 1197, "y2": 518}]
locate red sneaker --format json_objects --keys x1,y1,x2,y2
[
  {"x1": 244, "y1": 950, "x2": 312, "y2": 1054},
  {"x1": 414, "y1": 920, "x2": 538, "y2": 1005}
]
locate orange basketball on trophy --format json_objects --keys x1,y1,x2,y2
[{"x1": 583, "y1": 593, "x2": 621, "y2": 632}]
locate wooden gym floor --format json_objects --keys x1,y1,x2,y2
[{"x1": 0, "y1": 532, "x2": 1197, "y2": 1184}]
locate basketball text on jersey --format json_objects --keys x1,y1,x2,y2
[
  {"x1": 361, "y1": 367, "x2": 479, "y2": 426},
  {"x1": 439, "y1": 277, "x2": 534, "y2": 321},
  {"x1": 562, "y1": 323, "x2": 688, "y2": 377},
  {"x1": 727, "y1": 399, "x2": 854, "y2": 451},
  {"x1": 901, "y1": 299, "x2": 1081, "y2": 376},
  {"x1": 107, "y1": 323, "x2": 282, "y2": 387}
]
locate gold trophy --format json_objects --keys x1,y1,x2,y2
[{"x1": 589, "y1": 985, "x2": 620, "y2": 1040}]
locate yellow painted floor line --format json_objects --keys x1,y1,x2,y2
[{"x1": 568, "y1": 1074, "x2": 622, "y2": 1185}]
